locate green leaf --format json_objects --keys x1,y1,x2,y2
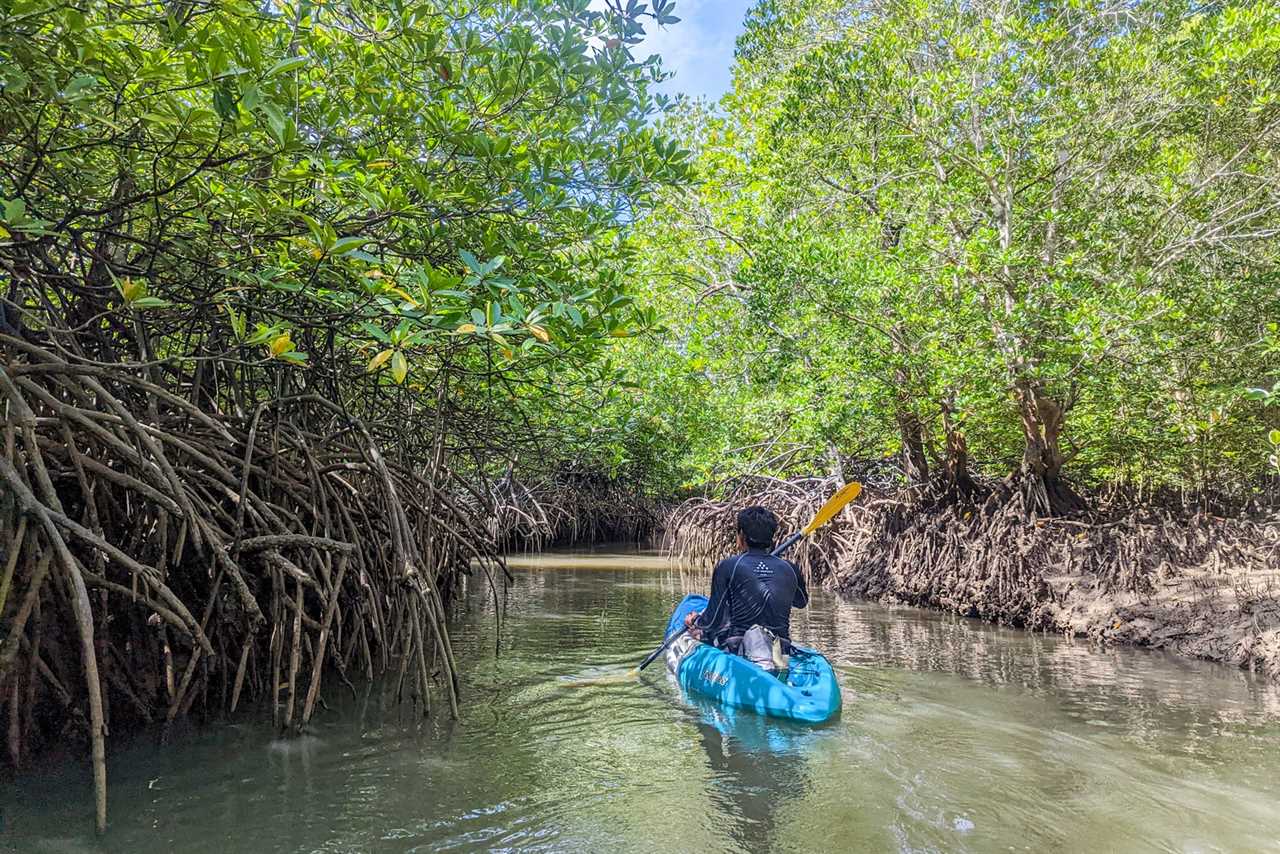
[
  {"x1": 267, "y1": 56, "x2": 310, "y2": 77},
  {"x1": 2, "y1": 199, "x2": 26, "y2": 223},
  {"x1": 258, "y1": 101, "x2": 291, "y2": 143},
  {"x1": 224, "y1": 304, "x2": 246, "y2": 341},
  {"x1": 118, "y1": 277, "x2": 145, "y2": 303},
  {"x1": 240, "y1": 85, "x2": 262, "y2": 111},
  {"x1": 64, "y1": 75, "x2": 98, "y2": 97},
  {"x1": 460, "y1": 249, "x2": 484, "y2": 274},
  {"x1": 246, "y1": 324, "x2": 278, "y2": 346},
  {"x1": 332, "y1": 236, "x2": 369, "y2": 255},
  {"x1": 140, "y1": 111, "x2": 181, "y2": 126},
  {"x1": 359, "y1": 323, "x2": 391, "y2": 343},
  {"x1": 212, "y1": 83, "x2": 238, "y2": 120}
]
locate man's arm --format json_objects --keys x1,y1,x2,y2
[
  {"x1": 690, "y1": 558, "x2": 735, "y2": 635},
  {"x1": 790, "y1": 559, "x2": 809, "y2": 609}
]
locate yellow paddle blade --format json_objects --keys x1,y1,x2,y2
[{"x1": 802, "y1": 481, "x2": 862, "y2": 535}]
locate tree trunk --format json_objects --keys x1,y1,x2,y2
[
  {"x1": 1013, "y1": 379, "x2": 1083, "y2": 516},
  {"x1": 894, "y1": 363, "x2": 928, "y2": 495},
  {"x1": 825, "y1": 444, "x2": 845, "y2": 481},
  {"x1": 896, "y1": 414, "x2": 928, "y2": 493},
  {"x1": 941, "y1": 399, "x2": 977, "y2": 498}
]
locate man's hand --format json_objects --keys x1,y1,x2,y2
[{"x1": 684, "y1": 610, "x2": 702, "y2": 640}]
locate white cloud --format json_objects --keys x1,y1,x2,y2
[{"x1": 591, "y1": 0, "x2": 749, "y2": 101}]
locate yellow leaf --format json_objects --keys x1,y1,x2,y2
[
  {"x1": 456, "y1": 323, "x2": 477, "y2": 334},
  {"x1": 610, "y1": 329, "x2": 629, "y2": 338},
  {"x1": 309, "y1": 246, "x2": 323, "y2": 260},
  {"x1": 391, "y1": 350, "x2": 408, "y2": 384},
  {"x1": 367, "y1": 349, "x2": 393, "y2": 373},
  {"x1": 501, "y1": 347, "x2": 513, "y2": 359},
  {"x1": 388, "y1": 286, "x2": 417, "y2": 306},
  {"x1": 269, "y1": 333, "x2": 293, "y2": 356},
  {"x1": 528, "y1": 324, "x2": 549, "y2": 343},
  {"x1": 120, "y1": 277, "x2": 145, "y2": 303},
  {"x1": 365, "y1": 269, "x2": 385, "y2": 279},
  {"x1": 368, "y1": 160, "x2": 394, "y2": 170},
  {"x1": 0, "y1": 225, "x2": 9, "y2": 239}
]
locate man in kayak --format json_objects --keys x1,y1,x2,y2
[{"x1": 683, "y1": 506, "x2": 809, "y2": 668}]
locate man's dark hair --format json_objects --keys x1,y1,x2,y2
[{"x1": 737, "y1": 506, "x2": 778, "y2": 549}]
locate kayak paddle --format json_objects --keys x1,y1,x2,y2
[{"x1": 635, "y1": 481, "x2": 863, "y2": 673}]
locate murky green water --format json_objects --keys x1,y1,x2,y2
[{"x1": 5, "y1": 549, "x2": 1280, "y2": 853}]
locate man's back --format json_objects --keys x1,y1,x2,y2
[{"x1": 695, "y1": 547, "x2": 809, "y2": 641}]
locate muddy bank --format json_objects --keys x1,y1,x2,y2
[
  {"x1": 1051, "y1": 551, "x2": 1280, "y2": 676},
  {"x1": 665, "y1": 477, "x2": 1280, "y2": 680}
]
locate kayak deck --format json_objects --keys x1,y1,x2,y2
[{"x1": 662, "y1": 594, "x2": 841, "y2": 725}]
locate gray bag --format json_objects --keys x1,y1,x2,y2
[{"x1": 742, "y1": 625, "x2": 789, "y2": 674}]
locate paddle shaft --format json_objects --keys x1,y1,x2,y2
[
  {"x1": 635, "y1": 534, "x2": 804, "y2": 672},
  {"x1": 772, "y1": 530, "x2": 804, "y2": 556}
]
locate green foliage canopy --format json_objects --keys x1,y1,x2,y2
[
  {"x1": 1, "y1": 0, "x2": 691, "y2": 473},
  {"x1": 624, "y1": 0, "x2": 1280, "y2": 495}
]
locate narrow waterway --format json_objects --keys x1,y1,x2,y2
[{"x1": 4, "y1": 549, "x2": 1280, "y2": 853}]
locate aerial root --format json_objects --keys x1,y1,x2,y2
[
  {"x1": 487, "y1": 467, "x2": 665, "y2": 551},
  {"x1": 0, "y1": 338, "x2": 510, "y2": 829},
  {"x1": 665, "y1": 474, "x2": 1280, "y2": 666}
]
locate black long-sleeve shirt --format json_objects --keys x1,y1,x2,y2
[{"x1": 693, "y1": 547, "x2": 809, "y2": 641}]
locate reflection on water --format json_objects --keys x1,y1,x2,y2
[
  {"x1": 3, "y1": 549, "x2": 1280, "y2": 853},
  {"x1": 680, "y1": 690, "x2": 825, "y2": 854}
]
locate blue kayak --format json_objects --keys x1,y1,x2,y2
[{"x1": 662, "y1": 594, "x2": 842, "y2": 725}]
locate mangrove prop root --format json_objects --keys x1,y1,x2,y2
[
  {"x1": 0, "y1": 339, "x2": 508, "y2": 829},
  {"x1": 665, "y1": 475, "x2": 1280, "y2": 678},
  {"x1": 486, "y1": 466, "x2": 665, "y2": 553}
]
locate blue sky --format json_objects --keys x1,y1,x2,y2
[{"x1": 602, "y1": 0, "x2": 753, "y2": 102}]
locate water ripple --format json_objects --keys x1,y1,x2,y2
[{"x1": 4, "y1": 554, "x2": 1280, "y2": 853}]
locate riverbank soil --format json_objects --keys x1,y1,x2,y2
[{"x1": 667, "y1": 478, "x2": 1280, "y2": 679}]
